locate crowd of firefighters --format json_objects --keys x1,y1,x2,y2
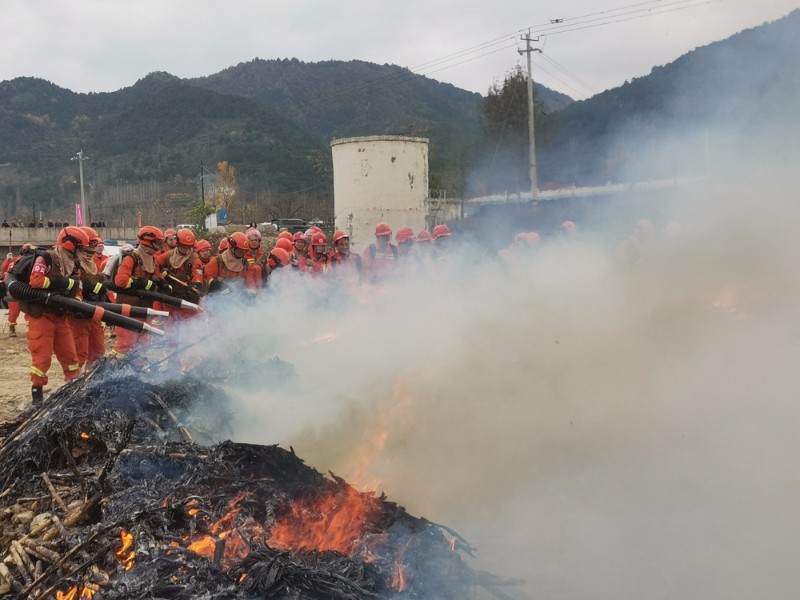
[
  {"x1": 0, "y1": 222, "x2": 455, "y2": 403},
  {"x1": 0, "y1": 216, "x2": 667, "y2": 404}
]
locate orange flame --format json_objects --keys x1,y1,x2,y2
[
  {"x1": 268, "y1": 485, "x2": 380, "y2": 555},
  {"x1": 392, "y1": 563, "x2": 407, "y2": 592},
  {"x1": 80, "y1": 432, "x2": 91, "y2": 440},
  {"x1": 56, "y1": 584, "x2": 98, "y2": 599},
  {"x1": 347, "y1": 377, "x2": 415, "y2": 492},
  {"x1": 187, "y1": 534, "x2": 217, "y2": 560},
  {"x1": 182, "y1": 493, "x2": 262, "y2": 567},
  {"x1": 115, "y1": 529, "x2": 136, "y2": 571}
]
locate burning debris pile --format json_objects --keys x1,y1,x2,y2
[{"x1": 0, "y1": 359, "x2": 515, "y2": 599}]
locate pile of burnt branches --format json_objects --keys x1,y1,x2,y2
[{"x1": 0, "y1": 358, "x2": 519, "y2": 599}]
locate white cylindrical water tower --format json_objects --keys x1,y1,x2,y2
[{"x1": 331, "y1": 135, "x2": 429, "y2": 248}]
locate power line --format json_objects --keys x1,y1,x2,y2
[
  {"x1": 301, "y1": 0, "x2": 714, "y2": 109},
  {"x1": 536, "y1": 53, "x2": 598, "y2": 98},
  {"x1": 532, "y1": 0, "x2": 718, "y2": 38}
]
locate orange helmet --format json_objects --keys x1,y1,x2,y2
[
  {"x1": 176, "y1": 228, "x2": 196, "y2": 246},
  {"x1": 137, "y1": 226, "x2": 164, "y2": 248},
  {"x1": 57, "y1": 226, "x2": 90, "y2": 252},
  {"x1": 79, "y1": 226, "x2": 102, "y2": 244},
  {"x1": 561, "y1": 220, "x2": 576, "y2": 231},
  {"x1": 269, "y1": 247, "x2": 291, "y2": 267},
  {"x1": 164, "y1": 228, "x2": 176, "y2": 238},
  {"x1": 396, "y1": 227, "x2": 414, "y2": 243},
  {"x1": 311, "y1": 232, "x2": 328, "y2": 247},
  {"x1": 332, "y1": 230, "x2": 349, "y2": 244},
  {"x1": 275, "y1": 237, "x2": 293, "y2": 252},
  {"x1": 217, "y1": 237, "x2": 230, "y2": 252},
  {"x1": 195, "y1": 239, "x2": 212, "y2": 252},
  {"x1": 375, "y1": 222, "x2": 391, "y2": 237},
  {"x1": 292, "y1": 231, "x2": 306, "y2": 242},
  {"x1": 432, "y1": 224, "x2": 451, "y2": 239},
  {"x1": 278, "y1": 231, "x2": 293, "y2": 242},
  {"x1": 416, "y1": 230, "x2": 432, "y2": 243},
  {"x1": 228, "y1": 231, "x2": 249, "y2": 251}
]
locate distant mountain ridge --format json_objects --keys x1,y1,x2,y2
[
  {"x1": 536, "y1": 9, "x2": 800, "y2": 186},
  {"x1": 0, "y1": 9, "x2": 797, "y2": 218}
]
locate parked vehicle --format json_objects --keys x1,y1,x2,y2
[{"x1": 270, "y1": 218, "x2": 308, "y2": 233}]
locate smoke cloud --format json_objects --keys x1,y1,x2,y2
[{"x1": 161, "y1": 164, "x2": 800, "y2": 599}]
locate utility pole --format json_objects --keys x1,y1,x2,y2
[
  {"x1": 200, "y1": 162, "x2": 206, "y2": 205},
  {"x1": 72, "y1": 150, "x2": 89, "y2": 224},
  {"x1": 519, "y1": 30, "x2": 541, "y2": 204}
]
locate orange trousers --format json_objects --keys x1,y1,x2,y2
[
  {"x1": 71, "y1": 318, "x2": 105, "y2": 368},
  {"x1": 7, "y1": 301, "x2": 20, "y2": 324},
  {"x1": 27, "y1": 312, "x2": 80, "y2": 387},
  {"x1": 112, "y1": 318, "x2": 148, "y2": 358}
]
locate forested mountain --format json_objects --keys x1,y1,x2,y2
[
  {"x1": 535, "y1": 9, "x2": 800, "y2": 187},
  {"x1": 1, "y1": 8, "x2": 796, "y2": 220},
  {"x1": 0, "y1": 57, "x2": 572, "y2": 221}
]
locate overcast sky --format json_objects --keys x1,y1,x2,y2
[{"x1": 2, "y1": 0, "x2": 797, "y2": 100}]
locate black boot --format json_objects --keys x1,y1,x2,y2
[{"x1": 31, "y1": 387, "x2": 44, "y2": 404}]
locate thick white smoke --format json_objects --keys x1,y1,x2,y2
[{"x1": 166, "y1": 169, "x2": 800, "y2": 599}]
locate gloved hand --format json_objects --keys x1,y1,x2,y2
[
  {"x1": 52, "y1": 277, "x2": 78, "y2": 294},
  {"x1": 132, "y1": 277, "x2": 156, "y2": 291},
  {"x1": 185, "y1": 283, "x2": 202, "y2": 304},
  {"x1": 207, "y1": 279, "x2": 230, "y2": 295},
  {"x1": 156, "y1": 280, "x2": 173, "y2": 295},
  {"x1": 84, "y1": 281, "x2": 107, "y2": 302}
]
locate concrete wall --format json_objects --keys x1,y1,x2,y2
[
  {"x1": 331, "y1": 135, "x2": 429, "y2": 249},
  {"x1": 1, "y1": 227, "x2": 139, "y2": 252}
]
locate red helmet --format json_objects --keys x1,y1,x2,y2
[
  {"x1": 416, "y1": 230, "x2": 432, "y2": 243},
  {"x1": 292, "y1": 231, "x2": 306, "y2": 242},
  {"x1": 176, "y1": 228, "x2": 196, "y2": 246},
  {"x1": 432, "y1": 224, "x2": 451, "y2": 239},
  {"x1": 195, "y1": 239, "x2": 212, "y2": 252},
  {"x1": 332, "y1": 230, "x2": 349, "y2": 244},
  {"x1": 57, "y1": 226, "x2": 90, "y2": 252},
  {"x1": 164, "y1": 228, "x2": 177, "y2": 238},
  {"x1": 79, "y1": 226, "x2": 102, "y2": 244},
  {"x1": 309, "y1": 226, "x2": 323, "y2": 235},
  {"x1": 514, "y1": 231, "x2": 541, "y2": 246},
  {"x1": 269, "y1": 247, "x2": 291, "y2": 267},
  {"x1": 396, "y1": 227, "x2": 414, "y2": 243},
  {"x1": 228, "y1": 232, "x2": 249, "y2": 251},
  {"x1": 311, "y1": 232, "x2": 328, "y2": 247},
  {"x1": 217, "y1": 237, "x2": 230, "y2": 252},
  {"x1": 275, "y1": 237, "x2": 293, "y2": 252},
  {"x1": 278, "y1": 231, "x2": 293, "y2": 242},
  {"x1": 137, "y1": 226, "x2": 165, "y2": 248},
  {"x1": 375, "y1": 222, "x2": 391, "y2": 237}
]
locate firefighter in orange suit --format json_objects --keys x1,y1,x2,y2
[
  {"x1": 73, "y1": 226, "x2": 108, "y2": 368},
  {"x1": 306, "y1": 232, "x2": 331, "y2": 277},
  {"x1": 155, "y1": 227, "x2": 203, "y2": 321},
  {"x1": 244, "y1": 228, "x2": 269, "y2": 289},
  {"x1": 110, "y1": 226, "x2": 167, "y2": 359},
  {"x1": 203, "y1": 232, "x2": 258, "y2": 294},
  {"x1": 192, "y1": 239, "x2": 213, "y2": 294},
  {"x1": 362, "y1": 223, "x2": 397, "y2": 282},
  {"x1": 330, "y1": 230, "x2": 362, "y2": 283},
  {"x1": 17, "y1": 227, "x2": 88, "y2": 403}
]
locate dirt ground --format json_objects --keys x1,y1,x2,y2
[{"x1": 0, "y1": 308, "x2": 106, "y2": 423}]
